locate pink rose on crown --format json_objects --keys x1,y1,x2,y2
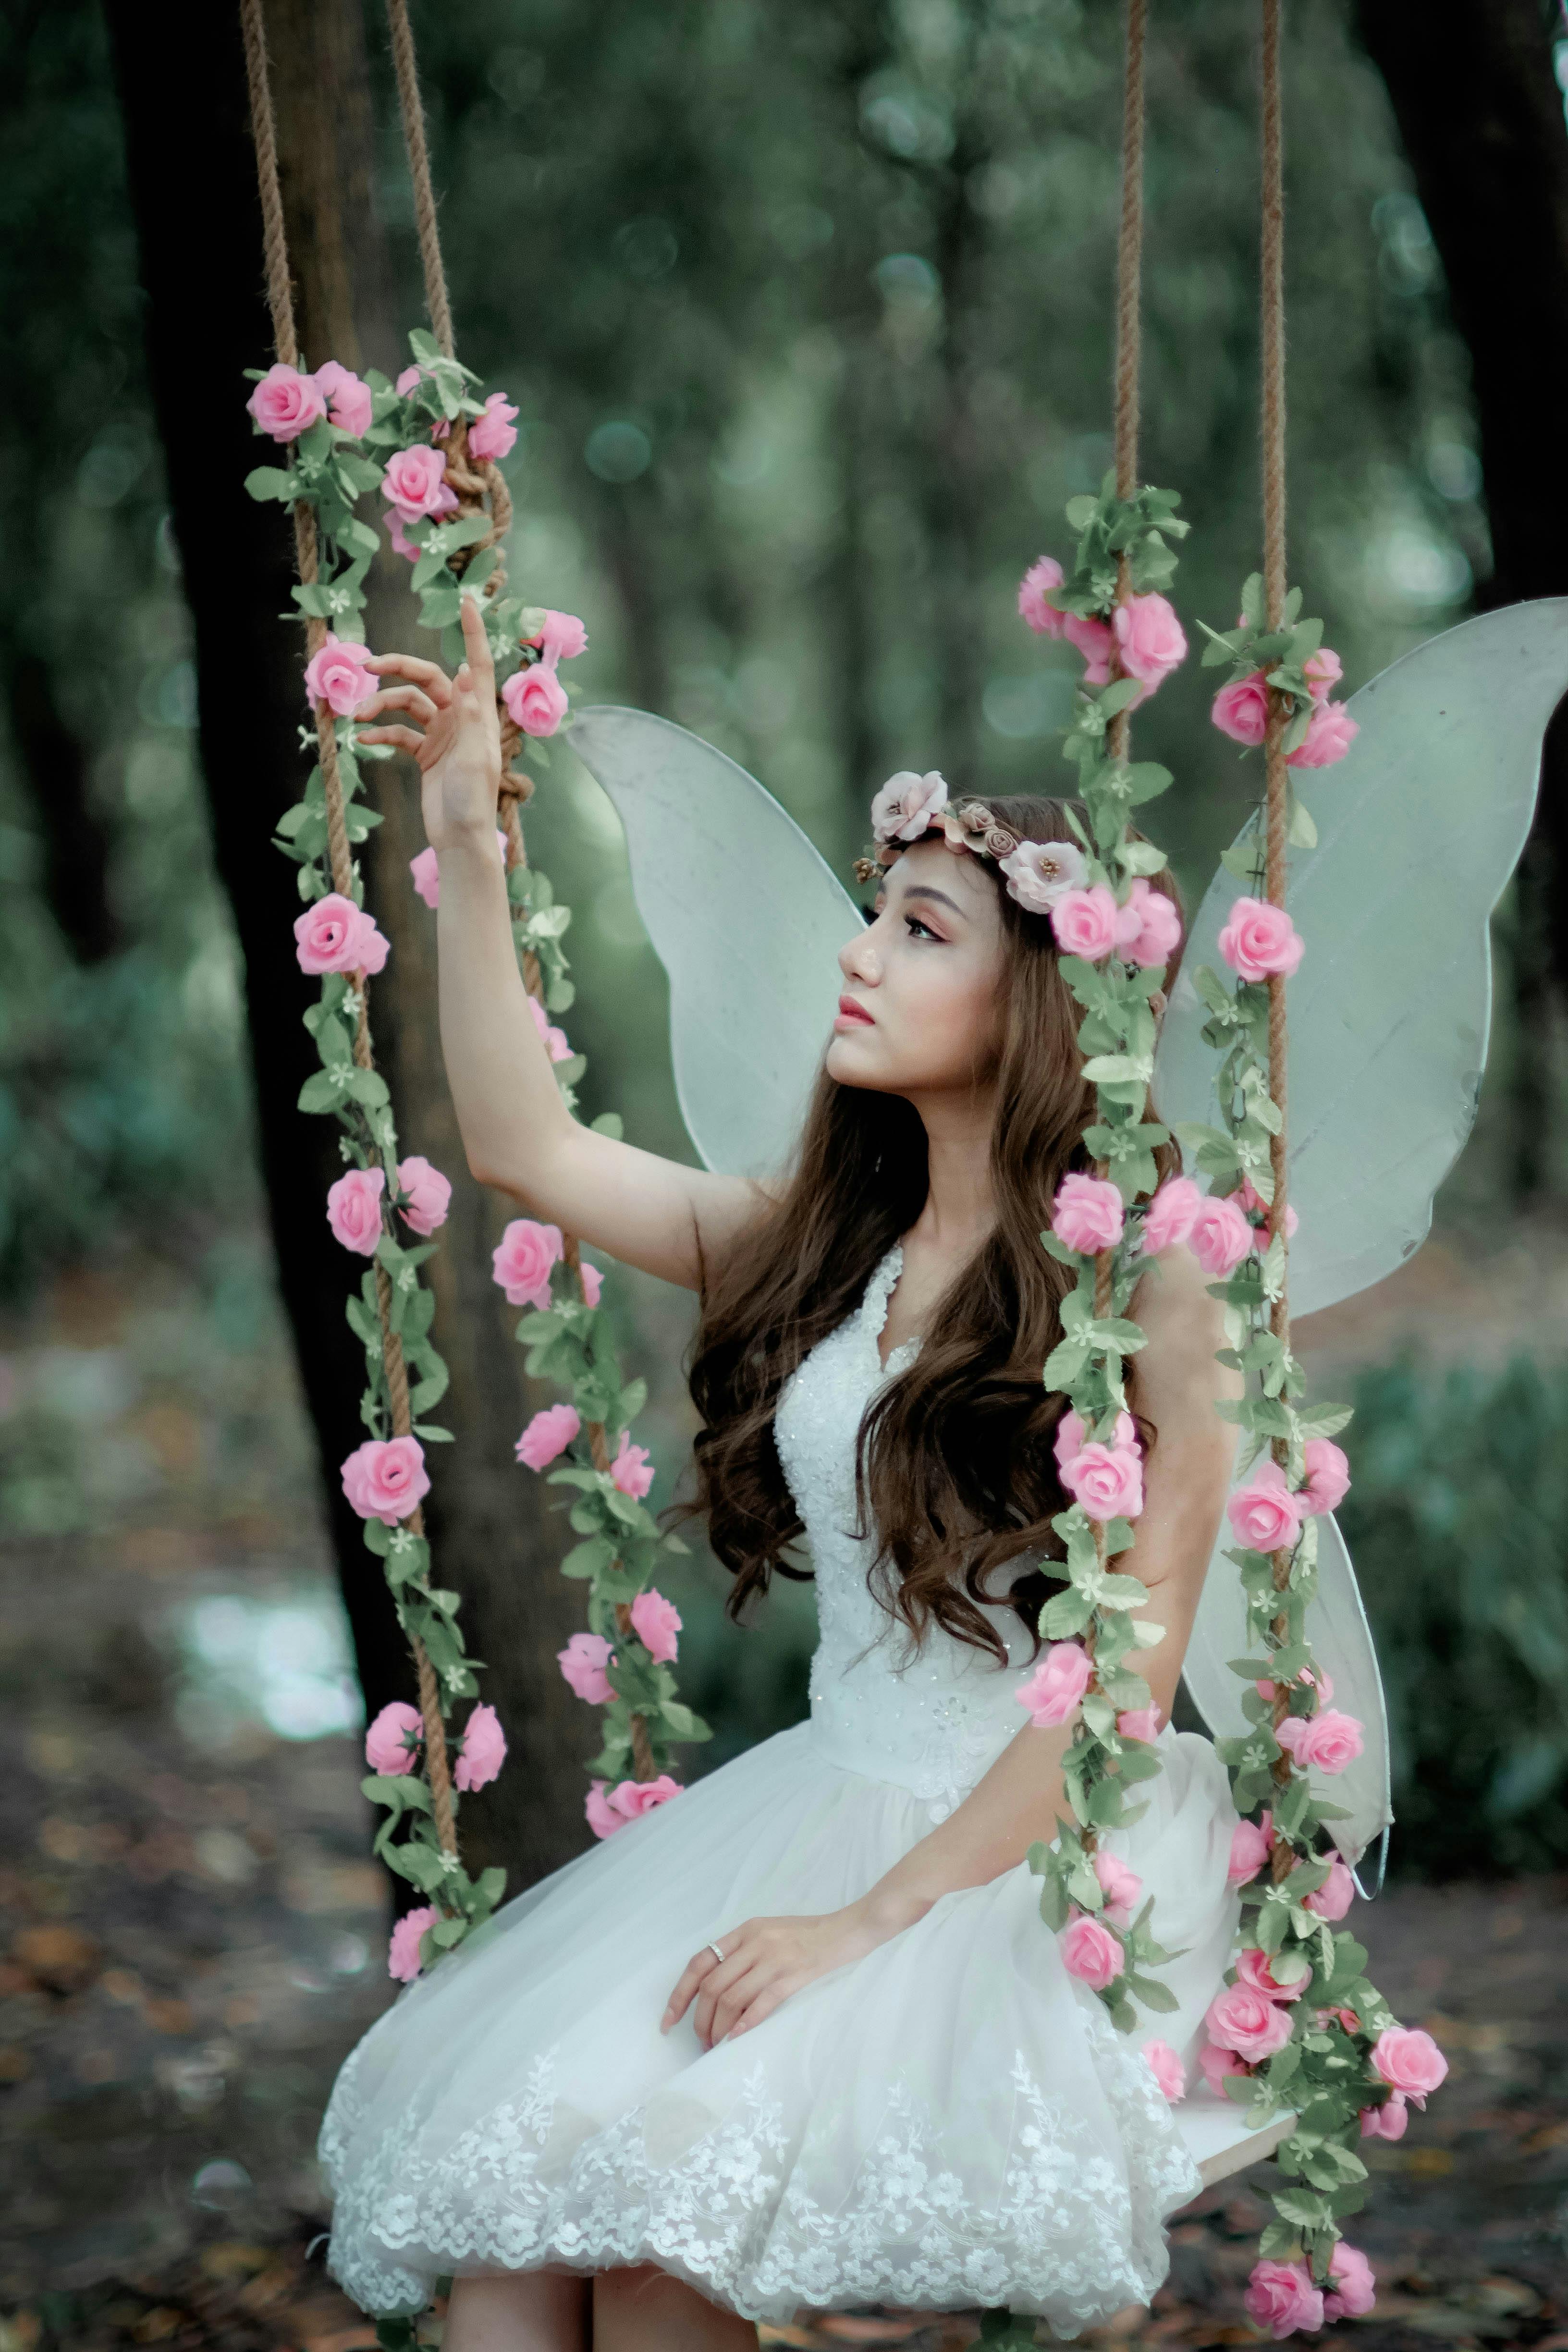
[
  {"x1": 502, "y1": 662, "x2": 569, "y2": 738},
  {"x1": 314, "y1": 360, "x2": 374, "y2": 440},
  {"x1": 870, "y1": 769, "x2": 949, "y2": 845},
  {"x1": 558, "y1": 1631, "x2": 616, "y2": 1704},
  {"x1": 247, "y1": 362, "x2": 326, "y2": 442},
  {"x1": 997, "y1": 837, "x2": 1086, "y2": 914},
  {"x1": 1017, "y1": 554, "x2": 1068, "y2": 637},
  {"x1": 326, "y1": 1165, "x2": 385, "y2": 1255},
  {"x1": 491, "y1": 1217, "x2": 564, "y2": 1309}
]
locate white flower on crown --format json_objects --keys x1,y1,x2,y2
[
  {"x1": 998, "y1": 838, "x2": 1088, "y2": 914},
  {"x1": 870, "y1": 769, "x2": 949, "y2": 844}
]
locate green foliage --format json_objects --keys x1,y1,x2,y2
[{"x1": 1340, "y1": 1350, "x2": 1568, "y2": 1876}]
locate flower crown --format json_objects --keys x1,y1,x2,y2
[{"x1": 852, "y1": 770, "x2": 1088, "y2": 918}]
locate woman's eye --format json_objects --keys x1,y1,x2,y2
[{"x1": 905, "y1": 914, "x2": 939, "y2": 941}]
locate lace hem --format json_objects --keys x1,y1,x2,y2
[{"x1": 319, "y1": 2002, "x2": 1201, "y2": 2330}]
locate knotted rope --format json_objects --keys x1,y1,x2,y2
[
  {"x1": 1256, "y1": 0, "x2": 1299, "y2": 1872},
  {"x1": 240, "y1": 0, "x2": 459, "y2": 1855},
  {"x1": 377, "y1": 1, "x2": 654, "y2": 1776}
]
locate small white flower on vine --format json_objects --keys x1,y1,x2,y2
[
  {"x1": 997, "y1": 838, "x2": 1087, "y2": 914},
  {"x1": 870, "y1": 769, "x2": 949, "y2": 844}
]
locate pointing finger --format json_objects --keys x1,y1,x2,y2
[{"x1": 459, "y1": 588, "x2": 496, "y2": 681}]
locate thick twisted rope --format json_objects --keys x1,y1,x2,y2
[
  {"x1": 379, "y1": 1, "x2": 654, "y2": 1776},
  {"x1": 240, "y1": 0, "x2": 458, "y2": 1854}
]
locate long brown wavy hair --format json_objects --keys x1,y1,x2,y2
[{"x1": 682, "y1": 793, "x2": 1187, "y2": 1674}]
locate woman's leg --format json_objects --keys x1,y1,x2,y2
[
  {"x1": 592, "y1": 2263, "x2": 760, "y2": 2352},
  {"x1": 444, "y1": 2268, "x2": 590, "y2": 2352}
]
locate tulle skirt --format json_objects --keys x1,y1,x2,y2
[{"x1": 319, "y1": 1717, "x2": 1241, "y2": 2332}]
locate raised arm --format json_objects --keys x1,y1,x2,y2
[{"x1": 356, "y1": 595, "x2": 764, "y2": 1289}]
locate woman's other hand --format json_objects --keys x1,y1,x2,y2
[
  {"x1": 660, "y1": 1903, "x2": 894, "y2": 2048},
  {"x1": 356, "y1": 590, "x2": 502, "y2": 853}
]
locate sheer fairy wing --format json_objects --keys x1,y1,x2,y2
[
  {"x1": 1160, "y1": 598, "x2": 1568, "y2": 1868},
  {"x1": 1154, "y1": 599, "x2": 1568, "y2": 1318},
  {"x1": 565, "y1": 707, "x2": 860, "y2": 1178}
]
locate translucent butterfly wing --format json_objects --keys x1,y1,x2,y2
[{"x1": 566, "y1": 707, "x2": 860, "y2": 1177}]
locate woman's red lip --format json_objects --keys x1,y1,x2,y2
[{"x1": 836, "y1": 995, "x2": 874, "y2": 1026}]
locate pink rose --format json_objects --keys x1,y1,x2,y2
[
  {"x1": 1226, "y1": 1460, "x2": 1306, "y2": 1554},
  {"x1": 395, "y1": 1154, "x2": 452, "y2": 1237},
  {"x1": 408, "y1": 830, "x2": 508, "y2": 908},
  {"x1": 326, "y1": 1164, "x2": 386, "y2": 1255},
  {"x1": 314, "y1": 360, "x2": 374, "y2": 440},
  {"x1": 558, "y1": 1631, "x2": 616, "y2": 1704},
  {"x1": 1063, "y1": 610, "x2": 1115, "y2": 684},
  {"x1": 468, "y1": 391, "x2": 519, "y2": 462},
  {"x1": 1218, "y1": 895, "x2": 1305, "y2": 982},
  {"x1": 1360, "y1": 2091, "x2": 1408, "y2": 2141},
  {"x1": 294, "y1": 892, "x2": 390, "y2": 977},
  {"x1": 246, "y1": 362, "x2": 327, "y2": 442},
  {"x1": 1236, "y1": 1174, "x2": 1299, "y2": 1247},
  {"x1": 501, "y1": 662, "x2": 569, "y2": 738},
  {"x1": 454, "y1": 1701, "x2": 506, "y2": 1793},
  {"x1": 1244, "y1": 2259, "x2": 1324, "y2": 2341},
  {"x1": 579, "y1": 1261, "x2": 603, "y2": 1308},
  {"x1": 1275, "y1": 1707, "x2": 1365, "y2": 1776},
  {"x1": 1017, "y1": 555, "x2": 1068, "y2": 638},
  {"x1": 527, "y1": 609, "x2": 589, "y2": 662},
  {"x1": 1112, "y1": 591, "x2": 1188, "y2": 699},
  {"x1": 870, "y1": 769, "x2": 949, "y2": 845},
  {"x1": 1211, "y1": 669, "x2": 1270, "y2": 747},
  {"x1": 1142, "y1": 2040, "x2": 1186, "y2": 2101},
  {"x1": 1116, "y1": 1705, "x2": 1162, "y2": 1745},
  {"x1": 304, "y1": 631, "x2": 378, "y2": 719},
  {"x1": 527, "y1": 993, "x2": 572, "y2": 1062},
  {"x1": 1113, "y1": 877, "x2": 1183, "y2": 969},
  {"x1": 1141, "y1": 1176, "x2": 1203, "y2": 1255},
  {"x1": 1304, "y1": 646, "x2": 1343, "y2": 702},
  {"x1": 1301, "y1": 1437, "x2": 1351, "y2": 1516},
  {"x1": 1235, "y1": 1946, "x2": 1308, "y2": 2003},
  {"x1": 515, "y1": 1402, "x2": 580, "y2": 1471},
  {"x1": 1050, "y1": 1170, "x2": 1125, "y2": 1254},
  {"x1": 1014, "y1": 1641, "x2": 1093, "y2": 1729},
  {"x1": 1371, "y1": 2026, "x2": 1448, "y2": 2100},
  {"x1": 365, "y1": 1699, "x2": 423, "y2": 1775},
  {"x1": 1059, "y1": 1440, "x2": 1144, "y2": 1522},
  {"x1": 1093, "y1": 1851, "x2": 1143, "y2": 1927},
  {"x1": 1054, "y1": 1407, "x2": 1135, "y2": 1468},
  {"x1": 1288, "y1": 699, "x2": 1359, "y2": 769},
  {"x1": 1188, "y1": 1192, "x2": 1254, "y2": 1277},
  {"x1": 1199, "y1": 2039, "x2": 1248, "y2": 2095},
  {"x1": 395, "y1": 363, "x2": 427, "y2": 396},
  {"x1": 1205, "y1": 1982, "x2": 1296, "y2": 2063},
  {"x1": 1323, "y1": 2242, "x2": 1376, "y2": 2323},
  {"x1": 610, "y1": 1436, "x2": 655, "y2": 1499},
  {"x1": 998, "y1": 838, "x2": 1087, "y2": 915},
  {"x1": 584, "y1": 1774, "x2": 683, "y2": 1839},
  {"x1": 629, "y1": 1586, "x2": 682, "y2": 1663},
  {"x1": 340, "y1": 1435, "x2": 431, "y2": 1526},
  {"x1": 1227, "y1": 1812, "x2": 1272, "y2": 1886},
  {"x1": 491, "y1": 1217, "x2": 564, "y2": 1309},
  {"x1": 387, "y1": 510, "x2": 420, "y2": 564},
  {"x1": 381, "y1": 443, "x2": 459, "y2": 526},
  {"x1": 1060, "y1": 1911, "x2": 1124, "y2": 1991},
  {"x1": 1050, "y1": 884, "x2": 1120, "y2": 962},
  {"x1": 387, "y1": 1903, "x2": 439, "y2": 1982}
]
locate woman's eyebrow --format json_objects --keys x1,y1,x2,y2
[{"x1": 899, "y1": 883, "x2": 966, "y2": 917}]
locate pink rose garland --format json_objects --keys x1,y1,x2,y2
[
  {"x1": 492, "y1": 1217, "x2": 564, "y2": 1310},
  {"x1": 327, "y1": 1165, "x2": 385, "y2": 1256},
  {"x1": 585, "y1": 1774, "x2": 683, "y2": 1839},
  {"x1": 340, "y1": 1435, "x2": 431, "y2": 1526},
  {"x1": 387, "y1": 1904, "x2": 439, "y2": 1983},
  {"x1": 294, "y1": 892, "x2": 390, "y2": 978}
]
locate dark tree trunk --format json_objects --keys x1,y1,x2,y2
[
  {"x1": 105, "y1": 0, "x2": 597, "y2": 1892},
  {"x1": 5, "y1": 651, "x2": 121, "y2": 965},
  {"x1": 1353, "y1": 0, "x2": 1568, "y2": 1194}
]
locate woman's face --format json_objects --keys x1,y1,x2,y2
[{"x1": 826, "y1": 837, "x2": 1008, "y2": 1100}]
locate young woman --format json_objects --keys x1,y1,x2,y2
[{"x1": 319, "y1": 595, "x2": 1246, "y2": 2349}]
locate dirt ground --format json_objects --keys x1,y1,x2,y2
[{"x1": 4, "y1": 1215, "x2": 1568, "y2": 2350}]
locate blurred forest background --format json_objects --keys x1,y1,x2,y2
[
  {"x1": 9, "y1": 0, "x2": 1568, "y2": 2324},
  {"x1": 8, "y1": 0, "x2": 1568, "y2": 2326}
]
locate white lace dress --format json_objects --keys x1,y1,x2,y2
[{"x1": 318, "y1": 1245, "x2": 1243, "y2": 2330}]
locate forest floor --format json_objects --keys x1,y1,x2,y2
[{"x1": 3, "y1": 1217, "x2": 1568, "y2": 2351}]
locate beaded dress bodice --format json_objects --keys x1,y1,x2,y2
[{"x1": 775, "y1": 1245, "x2": 1041, "y2": 1825}]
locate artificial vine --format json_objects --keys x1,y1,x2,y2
[{"x1": 243, "y1": 330, "x2": 708, "y2": 1988}]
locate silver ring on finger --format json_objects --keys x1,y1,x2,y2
[{"x1": 707, "y1": 1940, "x2": 725, "y2": 1964}]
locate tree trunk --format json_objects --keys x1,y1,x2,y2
[
  {"x1": 1353, "y1": 0, "x2": 1568, "y2": 1195},
  {"x1": 105, "y1": 0, "x2": 596, "y2": 1891}
]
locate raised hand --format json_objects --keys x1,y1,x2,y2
[{"x1": 355, "y1": 590, "x2": 502, "y2": 854}]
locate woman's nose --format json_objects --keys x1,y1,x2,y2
[{"x1": 839, "y1": 928, "x2": 881, "y2": 984}]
